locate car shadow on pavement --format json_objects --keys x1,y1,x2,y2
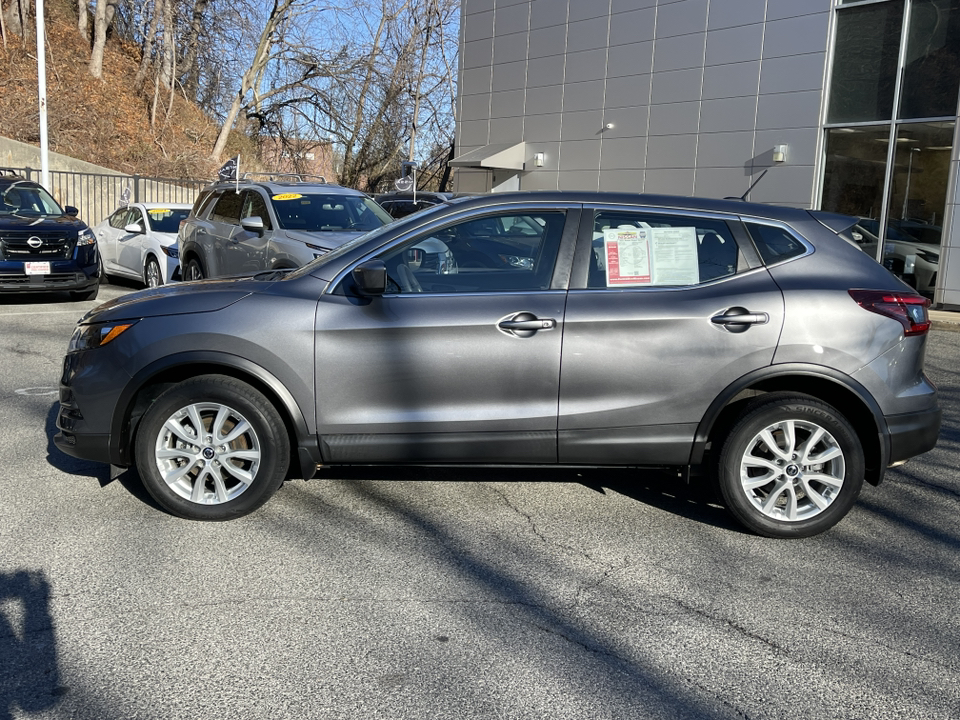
[{"x1": 313, "y1": 464, "x2": 745, "y2": 533}]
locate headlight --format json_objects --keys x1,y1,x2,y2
[
  {"x1": 500, "y1": 254, "x2": 534, "y2": 270},
  {"x1": 162, "y1": 244, "x2": 179, "y2": 258},
  {"x1": 67, "y1": 321, "x2": 137, "y2": 352},
  {"x1": 916, "y1": 249, "x2": 939, "y2": 264},
  {"x1": 77, "y1": 228, "x2": 96, "y2": 246}
]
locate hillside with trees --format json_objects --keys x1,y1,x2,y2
[{"x1": 0, "y1": 0, "x2": 458, "y2": 190}]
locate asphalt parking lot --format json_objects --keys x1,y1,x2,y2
[{"x1": 1, "y1": 282, "x2": 959, "y2": 720}]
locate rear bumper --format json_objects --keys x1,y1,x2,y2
[{"x1": 887, "y1": 406, "x2": 942, "y2": 465}]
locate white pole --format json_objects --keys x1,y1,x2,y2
[{"x1": 36, "y1": 0, "x2": 50, "y2": 189}]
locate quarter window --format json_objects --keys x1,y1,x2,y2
[
  {"x1": 378, "y1": 211, "x2": 566, "y2": 294},
  {"x1": 745, "y1": 223, "x2": 807, "y2": 265},
  {"x1": 586, "y1": 210, "x2": 741, "y2": 288}
]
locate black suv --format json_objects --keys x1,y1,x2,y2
[{"x1": 0, "y1": 171, "x2": 101, "y2": 300}]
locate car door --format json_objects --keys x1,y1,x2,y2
[
  {"x1": 558, "y1": 205, "x2": 785, "y2": 465},
  {"x1": 118, "y1": 206, "x2": 146, "y2": 276},
  {"x1": 96, "y1": 209, "x2": 127, "y2": 271},
  {"x1": 207, "y1": 191, "x2": 244, "y2": 276},
  {"x1": 314, "y1": 205, "x2": 580, "y2": 463},
  {"x1": 237, "y1": 190, "x2": 273, "y2": 272}
]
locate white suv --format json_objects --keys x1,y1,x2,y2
[{"x1": 178, "y1": 175, "x2": 392, "y2": 279}]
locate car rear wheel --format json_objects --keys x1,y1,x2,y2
[
  {"x1": 717, "y1": 393, "x2": 864, "y2": 538},
  {"x1": 134, "y1": 375, "x2": 290, "y2": 520},
  {"x1": 144, "y1": 257, "x2": 162, "y2": 288},
  {"x1": 184, "y1": 257, "x2": 204, "y2": 281}
]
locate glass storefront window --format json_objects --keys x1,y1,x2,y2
[
  {"x1": 899, "y1": 0, "x2": 960, "y2": 119},
  {"x1": 821, "y1": 126, "x2": 891, "y2": 219},
  {"x1": 827, "y1": 1, "x2": 904, "y2": 124},
  {"x1": 880, "y1": 122, "x2": 954, "y2": 295}
]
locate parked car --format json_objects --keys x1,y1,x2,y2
[
  {"x1": 178, "y1": 175, "x2": 392, "y2": 279},
  {"x1": 849, "y1": 218, "x2": 939, "y2": 296},
  {"x1": 55, "y1": 191, "x2": 940, "y2": 538},
  {"x1": 375, "y1": 191, "x2": 454, "y2": 219},
  {"x1": 0, "y1": 170, "x2": 101, "y2": 300},
  {"x1": 94, "y1": 203, "x2": 192, "y2": 287}
]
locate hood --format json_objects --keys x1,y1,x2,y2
[
  {"x1": 80, "y1": 276, "x2": 266, "y2": 324},
  {"x1": 152, "y1": 231, "x2": 178, "y2": 247},
  {"x1": 281, "y1": 228, "x2": 367, "y2": 252},
  {"x1": 0, "y1": 214, "x2": 87, "y2": 231}
]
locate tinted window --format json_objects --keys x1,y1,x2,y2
[
  {"x1": 746, "y1": 223, "x2": 807, "y2": 265},
  {"x1": 587, "y1": 210, "x2": 740, "y2": 288},
  {"x1": 194, "y1": 190, "x2": 219, "y2": 218},
  {"x1": 211, "y1": 192, "x2": 243, "y2": 224},
  {"x1": 378, "y1": 211, "x2": 566, "y2": 294}
]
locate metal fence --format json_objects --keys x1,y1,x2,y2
[{"x1": 5, "y1": 166, "x2": 208, "y2": 226}]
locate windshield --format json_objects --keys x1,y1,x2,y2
[
  {"x1": 145, "y1": 207, "x2": 192, "y2": 233},
  {"x1": 0, "y1": 181, "x2": 65, "y2": 217},
  {"x1": 269, "y1": 192, "x2": 392, "y2": 232}
]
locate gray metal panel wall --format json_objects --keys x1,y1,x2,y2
[{"x1": 455, "y1": 0, "x2": 833, "y2": 206}]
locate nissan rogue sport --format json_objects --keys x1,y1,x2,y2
[{"x1": 56, "y1": 191, "x2": 940, "y2": 538}]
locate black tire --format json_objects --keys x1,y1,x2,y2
[
  {"x1": 717, "y1": 392, "x2": 865, "y2": 539},
  {"x1": 134, "y1": 375, "x2": 290, "y2": 520},
  {"x1": 144, "y1": 256, "x2": 163, "y2": 288},
  {"x1": 184, "y1": 257, "x2": 205, "y2": 281},
  {"x1": 70, "y1": 283, "x2": 100, "y2": 301}
]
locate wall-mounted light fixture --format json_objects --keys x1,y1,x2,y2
[
  {"x1": 604, "y1": 123, "x2": 614, "y2": 130},
  {"x1": 534, "y1": 152, "x2": 545, "y2": 167},
  {"x1": 773, "y1": 144, "x2": 787, "y2": 163}
]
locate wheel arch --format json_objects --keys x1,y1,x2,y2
[
  {"x1": 111, "y1": 351, "x2": 320, "y2": 479},
  {"x1": 692, "y1": 364, "x2": 888, "y2": 486}
]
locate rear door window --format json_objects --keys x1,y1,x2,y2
[{"x1": 584, "y1": 209, "x2": 743, "y2": 288}]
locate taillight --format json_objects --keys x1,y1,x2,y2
[{"x1": 848, "y1": 289, "x2": 931, "y2": 336}]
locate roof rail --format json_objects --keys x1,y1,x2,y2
[
  {"x1": 237, "y1": 172, "x2": 329, "y2": 184},
  {"x1": 0, "y1": 168, "x2": 27, "y2": 179}
]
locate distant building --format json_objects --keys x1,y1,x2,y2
[
  {"x1": 259, "y1": 137, "x2": 336, "y2": 182},
  {"x1": 452, "y1": 0, "x2": 960, "y2": 308}
]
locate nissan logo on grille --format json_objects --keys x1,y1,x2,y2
[{"x1": 27, "y1": 236, "x2": 43, "y2": 249}]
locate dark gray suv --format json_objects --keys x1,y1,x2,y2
[
  {"x1": 56, "y1": 191, "x2": 940, "y2": 538},
  {"x1": 178, "y1": 176, "x2": 392, "y2": 280}
]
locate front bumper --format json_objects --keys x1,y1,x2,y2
[
  {"x1": 887, "y1": 406, "x2": 942, "y2": 465},
  {"x1": 0, "y1": 249, "x2": 101, "y2": 293}
]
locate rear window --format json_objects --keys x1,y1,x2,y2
[{"x1": 745, "y1": 222, "x2": 808, "y2": 265}]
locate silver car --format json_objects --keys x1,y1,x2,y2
[
  {"x1": 178, "y1": 176, "x2": 392, "y2": 279},
  {"x1": 94, "y1": 203, "x2": 192, "y2": 287},
  {"x1": 55, "y1": 191, "x2": 940, "y2": 538}
]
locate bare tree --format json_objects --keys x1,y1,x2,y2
[{"x1": 89, "y1": 0, "x2": 118, "y2": 79}]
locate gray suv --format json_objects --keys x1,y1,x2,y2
[
  {"x1": 56, "y1": 191, "x2": 940, "y2": 538},
  {"x1": 178, "y1": 175, "x2": 392, "y2": 279}
]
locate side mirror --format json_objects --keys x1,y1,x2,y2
[
  {"x1": 124, "y1": 222, "x2": 144, "y2": 234},
  {"x1": 64, "y1": 206, "x2": 79, "y2": 217},
  {"x1": 241, "y1": 216, "x2": 265, "y2": 235},
  {"x1": 352, "y1": 259, "x2": 387, "y2": 295}
]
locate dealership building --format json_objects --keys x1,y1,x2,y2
[{"x1": 451, "y1": 0, "x2": 960, "y2": 308}]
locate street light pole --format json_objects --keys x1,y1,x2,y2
[{"x1": 36, "y1": 0, "x2": 50, "y2": 188}]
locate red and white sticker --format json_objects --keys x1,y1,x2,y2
[{"x1": 24, "y1": 262, "x2": 51, "y2": 275}]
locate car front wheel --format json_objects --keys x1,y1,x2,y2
[
  {"x1": 717, "y1": 393, "x2": 864, "y2": 538},
  {"x1": 134, "y1": 375, "x2": 290, "y2": 520},
  {"x1": 144, "y1": 257, "x2": 162, "y2": 288}
]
